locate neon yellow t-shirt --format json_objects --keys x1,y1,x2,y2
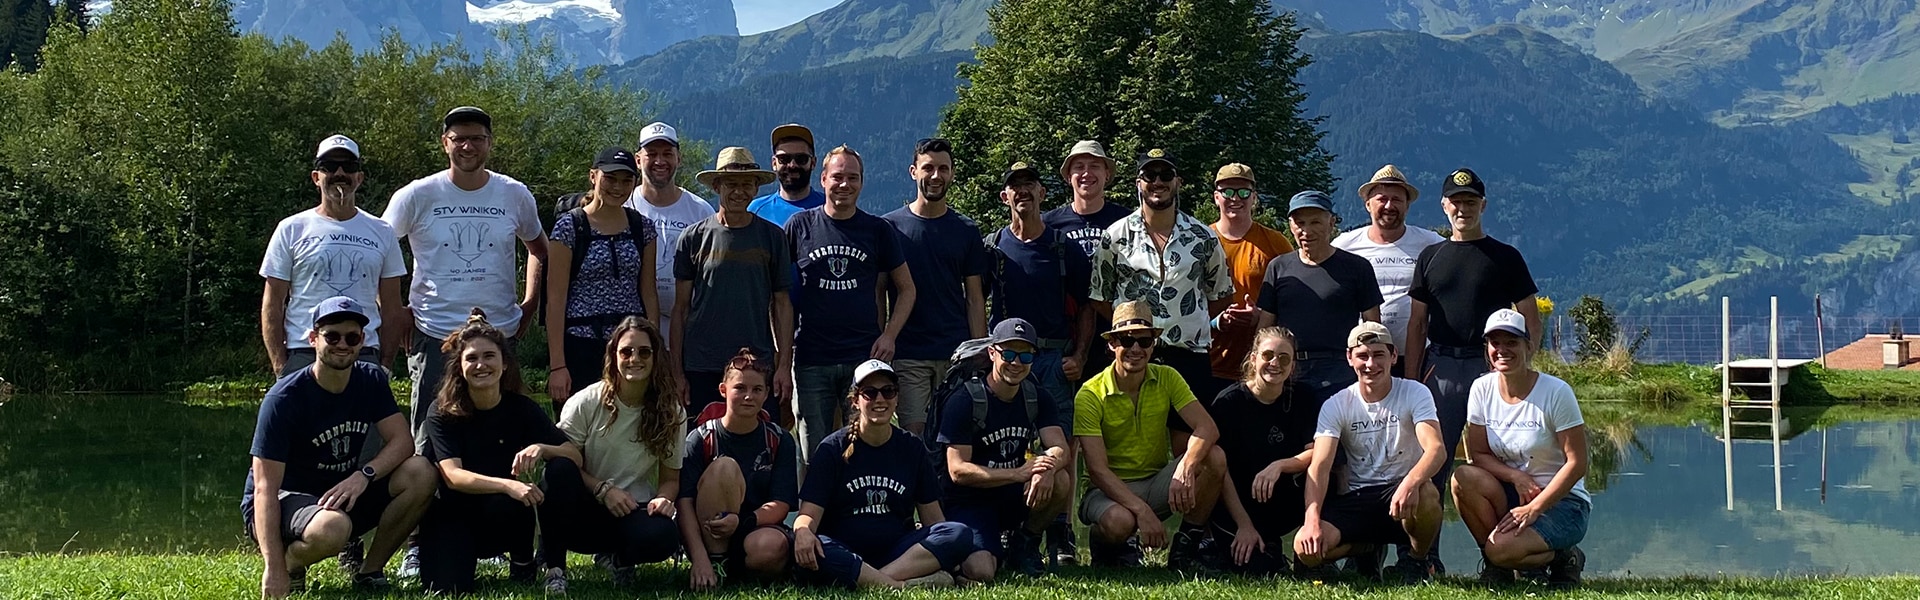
[{"x1": 1073, "y1": 363, "x2": 1196, "y2": 481}]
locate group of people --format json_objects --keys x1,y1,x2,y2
[{"x1": 244, "y1": 106, "x2": 1592, "y2": 598}]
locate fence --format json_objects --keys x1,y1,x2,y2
[{"x1": 1543, "y1": 313, "x2": 1920, "y2": 366}]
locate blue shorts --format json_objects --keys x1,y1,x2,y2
[
  {"x1": 1501, "y1": 483, "x2": 1590, "y2": 550},
  {"x1": 808, "y1": 522, "x2": 979, "y2": 588},
  {"x1": 947, "y1": 500, "x2": 1028, "y2": 557}
]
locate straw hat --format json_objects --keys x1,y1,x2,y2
[
  {"x1": 1103, "y1": 300, "x2": 1161, "y2": 338},
  {"x1": 1357, "y1": 164, "x2": 1420, "y2": 202},
  {"x1": 696, "y1": 147, "x2": 777, "y2": 187}
]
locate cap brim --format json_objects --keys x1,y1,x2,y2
[
  {"x1": 1441, "y1": 186, "x2": 1483, "y2": 199},
  {"x1": 697, "y1": 169, "x2": 777, "y2": 187},
  {"x1": 313, "y1": 310, "x2": 371, "y2": 328},
  {"x1": 596, "y1": 164, "x2": 639, "y2": 175},
  {"x1": 1483, "y1": 325, "x2": 1527, "y2": 339},
  {"x1": 770, "y1": 125, "x2": 814, "y2": 149},
  {"x1": 1137, "y1": 158, "x2": 1175, "y2": 172},
  {"x1": 1102, "y1": 325, "x2": 1161, "y2": 338},
  {"x1": 639, "y1": 135, "x2": 679, "y2": 148}
]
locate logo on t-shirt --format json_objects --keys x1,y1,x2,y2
[
  {"x1": 829, "y1": 257, "x2": 849, "y2": 278},
  {"x1": 320, "y1": 254, "x2": 375, "y2": 294},
  {"x1": 847, "y1": 475, "x2": 906, "y2": 516},
  {"x1": 449, "y1": 222, "x2": 494, "y2": 267},
  {"x1": 1265, "y1": 425, "x2": 1286, "y2": 445},
  {"x1": 806, "y1": 245, "x2": 870, "y2": 291},
  {"x1": 1348, "y1": 413, "x2": 1400, "y2": 435},
  {"x1": 311, "y1": 420, "x2": 371, "y2": 473}
]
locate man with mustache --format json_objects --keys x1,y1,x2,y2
[
  {"x1": 881, "y1": 138, "x2": 990, "y2": 436},
  {"x1": 748, "y1": 123, "x2": 827, "y2": 229},
  {"x1": 673, "y1": 147, "x2": 794, "y2": 421},
  {"x1": 626, "y1": 122, "x2": 714, "y2": 343},
  {"x1": 1255, "y1": 190, "x2": 1382, "y2": 406},
  {"x1": 1206, "y1": 163, "x2": 1292, "y2": 395},
  {"x1": 1334, "y1": 165, "x2": 1445, "y2": 378}
]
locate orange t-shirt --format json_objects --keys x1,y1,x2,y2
[{"x1": 1209, "y1": 222, "x2": 1294, "y2": 379}]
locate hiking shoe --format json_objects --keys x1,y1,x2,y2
[
  {"x1": 542, "y1": 567, "x2": 567, "y2": 595},
  {"x1": 287, "y1": 566, "x2": 307, "y2": 594},
  {"x1": 509, "y1": 559, "x2": 538, "y2": 584},
  {"x1": 1167, "y1": 527, "x2": 1225, "y2": 575},
  {"x1": 1396, "y1": 554, "x2": 1436, "y2": 584},
  {"x1": 337, "y1": 537, "x2": 365, "y2": 576},
  {"x1": 1089, "y1": 536, "x2": 1143, "y2": 568},
  {"x1": 901, "y1": 570, "x2": 955, "y2": 589},
  {"x1": 1291, "y1": 555, "x2": 1340, "y2": 581},
  {"x1": 1397, "y1": 544, "x2": 1445, "y2": 575},
  {"x1": 1047, "y1": 520, "x2": 1079, "y2": 567},
  {"x1": 1548, "y1": 546, "x2": 1585, "y2": 589},
  {"x1": 396, "y1": 546, "x2": 422, "y2": 579},
  {"x1": 351, "y1": 571, "x2": 391, "y2": 592},
  {"x1": 1477, "y1": 558, "x2": 1517, "y2": 586},
  {"x1": 1006, "y1": 528, "x2": 1046, "y2": 577},
  {"x1": 1519, "y1": 567, "x2": 1550, "y2": 585},
  {"x1": 1346, "y1": 544, "x2": 1386, "y2": 581}
]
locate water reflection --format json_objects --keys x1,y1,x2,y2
[{"x1": 4, "y1": 396, "x2": 1918, "y2": 576}]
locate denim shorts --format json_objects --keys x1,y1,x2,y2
[{"x1": 1502, "y1": 483, "x2": 1590, "y2": 550}]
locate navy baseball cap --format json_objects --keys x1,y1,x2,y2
[
  {"x1": 1287, "y1": 190, "x2": 1335, "y2": 215},
  {"x1": 310, "y1": 296, "x2": 370, "y2": 328},
  {"x1": 989, "y1": 318, "x2": 1040, "y2": 347},
  {"x1": 442, "y1": 106, "x2": 492, "y2": 132},
  {"x1": 593, "y1": 147, "x2": 639, "y2": 175}
]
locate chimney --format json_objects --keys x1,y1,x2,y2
[{"x1": 1887, "y1": 322, "x2": 1911, "y2": 370}]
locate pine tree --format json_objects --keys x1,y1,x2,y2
[
  {"x1": 1, "y1": 0, "x2": 54, "y2": 72},
  {"x1": 938, "y1": 0, "x2": 1333, "y2": 228}
]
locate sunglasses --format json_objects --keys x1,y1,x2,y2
[
  {"x1": 319, "y1": 331, "x2": 364, "y2": 347},
  {"x1": 1216, "y1": 188, "x2": 1253, "y2": 199},
  {"x1": 774, "y1": 153, "x2": 812, "y2": 165},
  {"x1": 618, "y1": 346, "x2": 656, "y2": 360},
  {"x1": 727, "y1": 353, "x2": 761, "y2": 371},
  {"x1": 1257, "y1": 349, "x2": 1294, "y2": 366},
  {"x1": 1139, "y1": 170, "x2": 1177, "y2": 183},
  {"x1": 1113, "y1": 335, "x2": 1157, "y2": 349},
  {"x1": 997, "y1": 349, "x2": 1036, "y2": 364},
  {"x1": 857, "y1": 385, "x2": 900, "y2": 400},
  {"x1": 315, "y1": 160, "x2": 363, "y2": 174}
]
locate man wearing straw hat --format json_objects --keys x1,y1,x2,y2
[
  {"x1": 1075, "y1": 300, "x2": 1229, "y2": 572},
  {"x1": 672, "y1": 147, "x2": 794, "y2": 421},
  {"x1": 1334, "y1": 164, "x2": 1445, "y2": 377}
]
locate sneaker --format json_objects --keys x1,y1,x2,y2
[
  {"x1": 1046, "y1": 520, "x2": 1079, "y2": 567},
  {"x1": 1006, "y1": 528, "x2": 1046, "y2": 577},
  {"x1": 901, "y1": 570, "x2": 955, "y2": 589},
  {"x1": 337, "y1": 537, "x2": 365, "y2": 576},
  {"x1": 1090, "y1": 535, "x2": 1144, "y2": 568},
  {"x1": 509, "y1": 559, "x2": 538, "y2": 584},
  {"x1": 1519, "y1": 567, "x2": 1550, "y2": 585},
  {"x1": 1476, "y1": 558, "x2": 1517, "y2": 586},
  {"x1": 286, "y1": 566, "x2": 307, "y2": 594},
  {"x1": 396, "y1": 547, "x2": 422, "y2": 579},
  {"x1": 1397, "y1": 544, "x2": 1446, "y2": 575},
  {"x1": 1396, "y1": 554, "x2": 1436, "y2": 584},
  {"x1": 351, "y1": 571, "x2": 391, "y2": 592},
  {"x1": 1290, "y1": 555, "x2": 1340, "y2": 581},
  {"x1": 1346, "y1": 544, "x2": 1385, "y2": 581},
  {"x1": 706, "y1": 553, "x2": 729, "y2": 588},
  {"x1": 542, "y1": 567, "x2": 567, "y2": 595},
  {"x1": 1166, "y1": 526, "x2": 1221, "y2": 575},
  {"x1": 1547, "y1": 546, "x2": 1585, "y2": 589}
]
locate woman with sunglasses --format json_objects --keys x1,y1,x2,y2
[
  {"x1": 792, "y1": 360, "x2": 984, "y2": 589},
  {"x1": 546, "y1": 147, "x2": 661, "y2": 413},
  {"x1": 678, "y1": 348, "x2": 801, "y2": 590},
  {"x1": 545, "y1": 316, "x2": 686, "y2": 592},
  {"x1": 1204, "y1": 327, "x2": 1321, "y2": 574}
]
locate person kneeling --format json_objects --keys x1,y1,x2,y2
[
  {"x1": 1207, "y1": 327, "x2": 1323, "y2": 575},
  {"x1": 1452, "y1": 309, "x2": 1589, "y2": 588},
  {"x1": 417, "y1": 311, "x2": 587, "y2": 594},
  {"x1": 548, "y1": 317, "x2": 688, "y2": 592},
  {"x1": 679, "y1": 349, "x2": 802, "y2": 590},
  {"x1": 792, "y1": 360, "x2": 989, "y2": 589},
  {"x1": 937, "y1": 319, "x2": 1074, "y2": 578},
  {"x1": 1295, "y1": 322, "x2": 1446, "y2": 583}
]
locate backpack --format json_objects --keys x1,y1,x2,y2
[
  {"x1": 689, "y1": 401, "x2": 781, "y2": 465},
  {"x1": 984, "y1": 227, "x2": 1073, "y2": 323},
  {"x1": 922, "y1": 337, "x2": 1042, "y2": 478},
  {"x1": 558, "y1": 204, "x2": 652, "y2": 330}
]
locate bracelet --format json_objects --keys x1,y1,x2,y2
[
  {"x1": 593, "y1": 480, "x2": 612, "y2": 500},
  {"x1": 550, "y1": 366, "x2": 568, "y2": 372}
]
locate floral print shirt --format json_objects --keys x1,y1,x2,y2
[{"x1": 1090, "y1": 211, "x2": 1233, "y2": 352}]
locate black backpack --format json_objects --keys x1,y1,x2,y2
[{"x1": 922, "y1": 337, "x2": 1042, "y2": 480}]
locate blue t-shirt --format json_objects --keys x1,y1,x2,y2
[
  {"x1": 934, "y1": 381, "x2": 1062, "y2": 506},
  {"x1": 985, "y1": 226, "x2": 1092, "y2": 342},
  {"x1": 1042, "y1": 202, "x2": 1132, "y2": 261},
  {"x1": 748, "y1": 189, "x2": 826, "y2": 230},
  {"x1": 881, "y1": 207, "x2": 991, "y2": 361},
  {"x1": 801, "y1": 426, "x2": 942, "y2": 561},
  {"x1": 242, "y1": 363, "x2": 400, "y2": 508},
  {"x1": 786, "y1": 208, "x2": 907, "y2": 366}
]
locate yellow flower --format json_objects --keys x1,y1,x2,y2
[{"x1": 1536, "y1": 295, "x2": 1556, "y2": 317}]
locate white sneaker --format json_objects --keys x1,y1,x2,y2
[{"x1": 396, "y1": 547, "x2": 422, "y2": 579}]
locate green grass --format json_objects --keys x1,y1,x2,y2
[
  {"x1": 3, "y1": 552, "x2": 1919, "y2": 599},
  {"x1": 1540, "y1": 358, "x2": 1920, "y2": 407}
]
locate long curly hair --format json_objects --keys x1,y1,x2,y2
[
  {"x1": 598, "y1": 316, "x2": 681, "y2": 459},
  {"x1": 435, "y1": 309, "x2": 527, "y2": 419}
]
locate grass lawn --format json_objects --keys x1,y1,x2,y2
[{"x1": 3, "y1": 552, "x2": 1918, "y2": 599}]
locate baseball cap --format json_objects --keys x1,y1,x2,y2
[
  {"x1": 1002, "y1": 161, "x2": 1041, "y2": 187},
  {"x1": 1483, "y1": 308, "x2": 1528, "y2": 339},
  {"x1": 852, "y1": 359, "x2": 896, "y2": 387},
  {"x1": 593, "y1": 147, "x2": 638, "y2": 175},
  {"x1": 1214, "y1": 163, "x2": 1255, "y2": 185},
  {"x1": 988, "y1": 318, "x2": 1041, "y2": 348},
  {"x1": 770, "y1": 123, "x2": 815, "y2": 150},
  {"x1": 1441, "y1": 167, "x2": 1486, "y2": 198},
  {"x1": 442, "y1": 106, "x2": 492, "y2": 132},
  {"x1": 1136, "y1": 148, "x2": 1176, "y2": 172},
  {"x1": 638, "y1": 122, "x2": 679, "y2": 149},
  {"x1": 1347, "y1": 321, "x2": 1394, "y2": 349},
  {"x1": 314, "y1": 135, "x2": 361, "y2": 160},
  {"x1": 1287, "y1": 190, "x2": 1335, "y2": 215},
  {"x1": 310, "y1": 296, "x2": 370, "y2": 328}
]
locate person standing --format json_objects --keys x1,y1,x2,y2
[
  {"x1": 785, "y1": 146, "x2": 917, "y2": 460},
  {"x1": 627, "y1": 122, "x2": 715, "y2": 343},
  {"x1": 544, "y1": 147, "x2": 661, "y2": 408},
  {"x1": 1255, "y1": 190, "x2": 1382, "y2": 405},
  {"x1": 881, "y1": 138, "x2": 990, "y2": 437},
  {"x1": 262, "y1": 135, "x2": 407, "y2": 377},
  {"x1": 984, "y1": 162, "x2": 1092, "y2": 416},
  {"x1": 1043, "y1": 140, "x2": 1131, "y2": 267},
  {"x1": 673, "y1": 147, "x2": 794, "y2": 420},
  {"x1": 1333, "y1": 165, "x2": 1445, "y2": 376},
  {"x1": 748, "y1": 123, "x2": 827, "y2": 228},
  {"x1": 1206, "y1": 163, "x2": 1293, "y2": 390}
]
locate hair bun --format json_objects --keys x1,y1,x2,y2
[{"x1": 466, "y1": 308, "x2": 488, "y2": 324}]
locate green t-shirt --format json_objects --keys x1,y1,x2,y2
[{"x1": 1073, "y1": 363, "x2": 1196, "y2": 481}]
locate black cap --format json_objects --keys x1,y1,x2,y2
[
  {"x1": 1441, "y1": 167, "x2": 1486, "y2": 198},
  {"x1": 1002, "y1": 161, "x2": 1041, "y2": 187},
  {"x1": 1136, "y1": 148, "x2": 1176, "y2": 172},
  {"x1": 443, "y1": 106, "x2": 492, "y2": 132},
  {"x1": 593, "y1": 147, "x2": 638, "y2": 175}
]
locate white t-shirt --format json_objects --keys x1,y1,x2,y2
[
  {"x1": 1332, "y1": 226, "x2": 1446, "y2": 351},
  {"x1": 558, "y1": 381, "x2": 688, "y2": 499},
  {"x1": 260, "y1": 208, "x2": 407, "y2": 349},
  {"x1": 382, "y1": 170, "x2": 544, "y2": 340},
  {"x1": 625, "y1": 188, "x2": 714, "y2": 341},
  {"x1": 1315, "y1": 377, "x2": 1440, "y2": 493},
  {"x1": 1468, "y1": 372, "x2": 1589, "y2": 502}
]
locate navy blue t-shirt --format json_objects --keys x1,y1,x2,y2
[
  {"x1": 786, "y1": 208, "x2": 908, "y2": 366},
  {"x1": 1042, "y1": 202, "x2": 1132, "y2": 261},
  {"x1": 678, "y1": 421, "x2": 801, "y2": 516},
  {"x1": 242, "y1": 363, "x2": 400, "y2": 508},
  {"x1": 423, "y1": 393, "x2": 569, "y2": 482},
  {"x1": 934, "y1": 380, "x2": 1062, "y2": 505},
  {"x1": 800, "y1": 426, "x2": 941, "y2": 560},
  {"x1": 985, "y1": 226, "x2": 1092, "y2": 341},
  {"x1": 882, "y1": 207, "x2": 991, "y2": 361}
]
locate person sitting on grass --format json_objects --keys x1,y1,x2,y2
[
  {"x1": 245, "y1": 297, "x2": 436, "y2": 598},
  {"x1": 1206, "y1": 327, "x2": 1322, "y2": 575},
  {"x1": 792, "y1": 360, "x2": 988, "y2": 589},
  {"x1": 1075, "y1": 300, "x2": 1230, "y2": 571},
  {"x1": 678, "y1": 348, "x2": 802, "y2": 590},
  {"x1": 416, "y1": 310, "x2": 587, "y2": 594},
  {"x1": 1295, "y1": 322, "x2": 1446, "y2": 583},
  {"x1": 548, "y1": 316, "x2": 687, "y2": 592},
  {"x1": 937, "y1": 318, "x2": 1074, "y2": 577},
  {"x1": 1451, "y1": 309, "x2": 1590, "y2": 588}
]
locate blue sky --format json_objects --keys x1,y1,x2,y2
[{"x1": 733, "y1": 0, "x2": 844, "y2": 34}]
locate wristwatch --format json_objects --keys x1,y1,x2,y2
[{"x1": 361, "y1": 465, "x2": 377, "y2": 481}]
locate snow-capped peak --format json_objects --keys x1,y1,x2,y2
[{"x1": 467, "y1": 0, "x2": 621, "y2": 32}]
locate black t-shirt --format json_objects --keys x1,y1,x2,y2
[
  {"x1": 934, "y1": 381, "x2": 1063, "y2": 505},
  {"x1": 1255, "y1": 249, "x2": 1384, "y2": 352},
  {"x1": 424, "y1": 393, "x2": 569, "y2": 482},
  {"x1": 1408, "y1": 237, "x2": 1538, "y2": 349},
  {"x1": 1206, "y1": 382, "x2": 1321, "y2": 517},
  {"x1": 678, "y1": 420, "x2": 801, "y2": 516},
  {"x1": 243, "y1": 364, "x2": 400, "y2": 507},
  {"x1": 800, "y1": 426, "x2": 941, "y2": 560}
]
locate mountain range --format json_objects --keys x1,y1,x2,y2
[{"x1": 224, "y1": 0, "x2": 736, "y2": 65}]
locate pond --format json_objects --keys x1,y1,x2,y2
[{"x1": 2, "y1": 395, "x2": 1917, "y2": 576}]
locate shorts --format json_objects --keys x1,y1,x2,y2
[
  {"x1": 892, "y1": 359, "x2": 950, "y2": 427},
  {"x1": 1079, "y1": 461, "x2": 1176, "y2": 525},
  {"x1": 809, "y1": 522, "x2": 978, "y2": 589},
  {"x1": 243, "y1": 481, "x2": 395, "y2": 544},
  {"x1": 723, "y1": 523, "x2": 794, "y2": 573},
  {"x1": 947, "y1": 499, "x2": 1029, "y2": 556},
  {"x1": 1502, "y1": 483, "x2": 1590, "y2": 550},
  {"x1": 1321, "y1": 483, "x2": 1410, "y2": 546}
]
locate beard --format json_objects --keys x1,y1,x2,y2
[
  {"x1": 778, "y1": 167, "x2": 813, "y2": 193},
  {"x1": 1144, "y1": 193, "x2": 1176, "y2": 211},
  {"x1": 318, "y1": 351, "x2": 358, "y2": 371},
  {"x1": 919, "y1": 180, "x2": 948, "y2": 202}
]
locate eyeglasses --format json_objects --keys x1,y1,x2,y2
[
  {"x1": 618, "y1": 346, "x2": 656, "y2": 360},
  {"x1": 773, "y1": 153, "x2": 812, "y2": 165},
  {"x1": 857, "y1": 385, "x2": 900, "y2": 400},
  {"x1": 997, "y1": 349, "x2": 1036, "y2": 364},
  {"x1": 320, "y1": 331, "x2": 364, "y2": 347},
  {"x1": 1257, "y1": 349, "x2": 1294, "y2": 367},
  {"x1": 1113, "y1": 335, "x2": 1157, "y2": 349},
  {"x1": 446, "y1": 134, "x2": 491, "y2": 146},
  {"x1": 1139, "y1": 170, "x2": 1177, "y2": 183},
  {"x1": 1216, "y1": 188, "x2": 1253, "y2": 199},
  {"x1": 315, "y1": 160, "x2": 363, "y2": 174}
]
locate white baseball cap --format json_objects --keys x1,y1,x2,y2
[
  {"x1": 852, "y1": 359, "x2": 895, "y2": 387},
  {"x1": 314, "y1": 135, "x2": 361, "y2": 160},
  {"x1": 638, "y1": 122, "x2": 679, "y2": 148},
  {"x1": 1483, "y1": 308, "x2": 1528, "y2": 339}
]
